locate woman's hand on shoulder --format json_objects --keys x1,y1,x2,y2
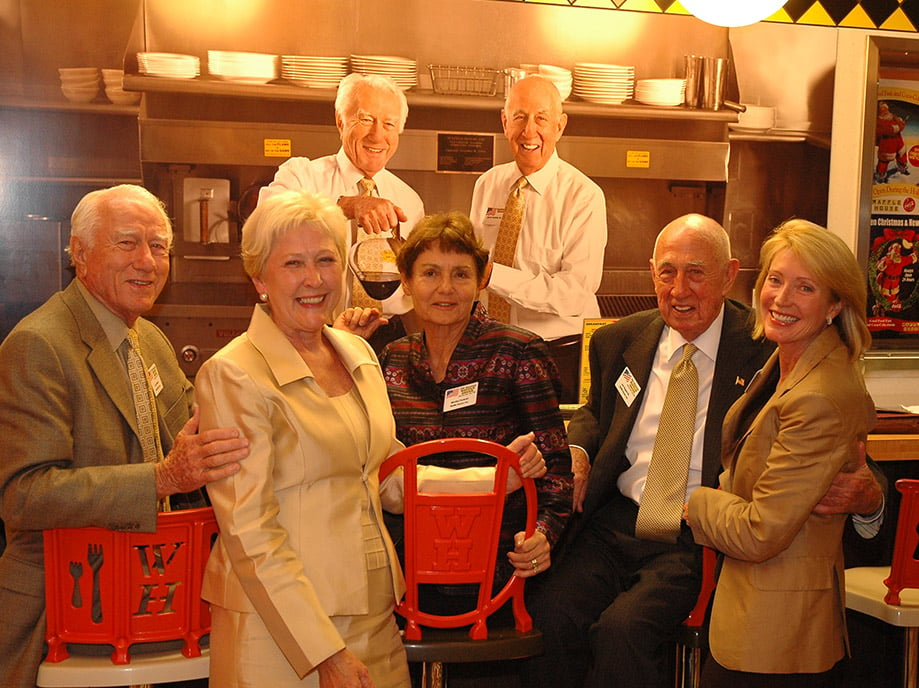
[
  {"x1": 317, "y1": 648, "x2": 374, "y2": 688},
  {"x1": 333, "y1": 307, "x2": 390, "y2": 340}
]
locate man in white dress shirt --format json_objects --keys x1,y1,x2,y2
[
  {"x1": 259, "y1": 73, "x2": 424, "y2": 349},
  {"x1": 469, "y1": 75, "x2": 607, "y2": 400}
]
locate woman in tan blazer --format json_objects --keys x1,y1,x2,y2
[
  {"x1": 686, "y1": 219, "x2": 876, "y2": 687},
  {"x1": 196, "y1": 191, "x2": 544, "y2": 688}
]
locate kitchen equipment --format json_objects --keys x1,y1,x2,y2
[
  {"x1": 635, "y1": 78, "x2": 686, "y2": 107},
  {"x1": 730, "y1": 104, "x2": 776, "y2": 132},
  {"x1": 702, "y1": 57, "x2": 728, "y2": 110},
  {"x1": 503, "y1": 67, "x2": 527, "y2": 95},
  {"x1": 347, "y1": 228, "x2": 404, "y2": 301},
  {"x1": 351, "y1": 54, "x2": 418, "y2": 91},
  {"x1": 428, "y1": 64, "x2": 500, "y2": 96},
  {"x1": 538, "y1": 64, "x2": 573, "y2": 100},
  {"x1": 684, "y1": 55, "x2": 704, "y2": 108},
  {"x1": 182, "y1": 178, "x2": 230, "y2": 244}
]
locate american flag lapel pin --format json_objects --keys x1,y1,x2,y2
[{"x1": 735, "y1": 376, "x2": 745, "y2": 387}]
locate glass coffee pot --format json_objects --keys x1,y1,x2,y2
[{"x1": 347, "y1": 224, "x2": 404, "y2": 301}]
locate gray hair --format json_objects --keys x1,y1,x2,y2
[
  {"x1": 334, "y1": 72, "x2": 409, "y2": 132},
  {"x1": 241, "y1": 190, "x2": 348, "y2": 279},
  {"x1": 68, "y1": 184, "x2": 172, "y2": 260}
]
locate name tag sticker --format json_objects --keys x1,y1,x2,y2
[
  {"x1": 615, "y1": 367, "x2": 640, "y2": 407},
  {"x1": 443, "y1": 382, "x2": 479, "y2": 412},
  {"x1": 482, "y1": 207, "x2": 504, "y2": 228},
  {"x1": 147, "y1": 363, "x2": 164, "y2": 397}
]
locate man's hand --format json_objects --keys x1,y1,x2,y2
[
  {"x1": 154, "y1": 407, "x2": 249, "y2": 499},
  {"x1": 814, "y1": 441, "x2": 883, "y2": 517},
  {"x1": 571, "y1": 446, "x2": 591, "y2": 512},
  {"x1": 339, "y1": 195, "x2": 407, "y2": 235},
  {"x1": 334, "y1": 307, "x2": 390, "y2": 339}
]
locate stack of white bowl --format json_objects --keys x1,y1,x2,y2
[
  {"x1": 208, "y1": 51, "x2": 278, "y2": 84},
  {"x1": 101, "y1": 69, "x2": 141, "y2": 106},
  {"x1": 635, "y1": 78, "x2": 686, "y2": 107},
  {"x1": 537, "y1": 64, "x2": 572, "y2": 100},
  {"x1": 730, "y1": 105, "x2": 776, "y2": 133},
  {"x1": 59, "y1": 67, "x2": 100, "y2": 104}
]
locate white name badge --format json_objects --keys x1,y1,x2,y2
[
  {"x1": 443, "y1": 381, "x2": 479, "y2": 412},
  {"x1": 147, "y1": 363, "x2": 164, "y2": 397},
  {"x1": 482, "y1": 207, "x2": 504, "y2": 228},
  {"x1": 615, "y1": 366, "x2": 641, "y2": 407}
]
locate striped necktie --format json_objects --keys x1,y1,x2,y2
[
  {"x1": 125, "y1": 329, "x2": 162, "y2": 465},
  {"x1": 488, "y1": 176, "x2": 527, "y2": 322},
  {"x1": 635, "y1": 343, "x2": 699, "y2": 543},
  {"x1": 350, "y1": 177, "x2": 382, "y2": 309}
]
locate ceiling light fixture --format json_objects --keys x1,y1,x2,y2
[{"x1": 681, "y1": 0, "x2": 787, "y2": 27}]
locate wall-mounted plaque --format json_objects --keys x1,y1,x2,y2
[{"x1": 436, "y1": 133, "x2": 494, "y2": 173}]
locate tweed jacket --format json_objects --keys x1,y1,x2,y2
[
  {"x1": 196, "y1": 305, "x2": 406, "y2": 678},
  {"x1": 0, "y1": 280, "x2": 194, "y2": 688},
  {"x1": 687, "y1": 326, "x2": 876, "y2": 673},
  {"x1": 566, "y1": 300, "x2": 772, "y2": 537}
]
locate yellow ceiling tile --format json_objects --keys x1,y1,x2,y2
[
  {"x1": 795, "y1": 2, "x2": 835, "y2": 27},
  {"x1": 880, "y1": 8, "x2": 918, "y2": 32},
  {"x1": 838, "y1": 4, "x2": 882, "y2": 29}
]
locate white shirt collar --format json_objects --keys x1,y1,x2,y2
[{"x1": 661, "y1": 303, "x2": 726, "y2": 366}]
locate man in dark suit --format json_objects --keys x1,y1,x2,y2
[
  {"x1": 521, "y1": 213, "x2": 884, "y2": 688},
  {"x1": 0, "y1": 184, "x2": 250, "y2": 688}
]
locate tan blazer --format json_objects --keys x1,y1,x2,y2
[
  {"x1": 0, "y1": 281, "x2": 195, "y2": 688},
  {"x1": 196, "y1": 305, "x2": 406, "y2": 679},
  {"x1": 687, "y1": 326, "x2": 876, "y2": 674}
]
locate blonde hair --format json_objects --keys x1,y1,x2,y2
[
  {"x1": 241, "y1": 191, "x2": 347, "y2": 279},
  {"x1": 752, "y1": 219, "x2": 871, "y2": 360}
]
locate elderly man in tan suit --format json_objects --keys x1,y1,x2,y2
[{"x1": 0, "y1": 184, "x2": 250, "y2": 688}]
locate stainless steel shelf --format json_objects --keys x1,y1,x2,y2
[
  {"x1": 0, "y1": 96, "x2": 139, "y2": 115},
  {"x1": 123, "y1": 74, "x2": 738, "y2": 123}
]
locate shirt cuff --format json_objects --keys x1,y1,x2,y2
[{"x1": 851, "y1": 494, "x2": 885, "y2": 539}]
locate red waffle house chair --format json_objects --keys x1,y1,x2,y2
[
  {"x1": 846, "y1": 478, "x2": 919, "y2": 688},
  {"x1": 36, "y1": 506, "x2": 216, "y2": 687},
  {"x1": 379, "y1": 438, "x2": 544, "y2": 688},
  {"x1": 673, "y1": 545, "x2": 717, "y2": 688}
]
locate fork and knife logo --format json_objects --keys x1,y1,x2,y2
[{"x1": 68, "y1": 543, "x2": 105, "y2": 623}]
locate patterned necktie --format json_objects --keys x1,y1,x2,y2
[
  {"x1": 350, "y1": 177, "x2": 381, "y2": 310},
  {"x1": 635, "y1": 343, "x2": 699, "y2": 543},
  {"x1": 489, "y1": 176, "x2": 528, "y2": 322},
  {"x1": 125, "y1": 329, "x2": 162, "y2": 465}
]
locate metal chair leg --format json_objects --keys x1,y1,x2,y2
[
  {"x1": 420, "y1": 660, "x2": 445, "y2": 688},
  {"x1": 904, "y1": 626, "x2": 917, "y2": 688}
]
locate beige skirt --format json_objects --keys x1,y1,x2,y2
[{"x1": 210, "y1": 515, "x2": 409, "y2": 687}]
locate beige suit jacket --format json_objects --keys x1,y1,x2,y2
[
  {"x1": 196, "y1": 305, "x2": 406, "y2": 679},
  {"x1": 687, "y1": 326, "x2": 876, "y2": 674}
]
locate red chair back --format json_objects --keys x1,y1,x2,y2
[
  {"x1": 683, "y1": 545, "x2": 717, "y2": 628},
  {"x1": 380, "y1": 438, "x2": 537, "y2": 642},
  {"x1": 884, "y1": 478, "x2": 919, "y2": 605},
  {"x1": 42, "y1": 506, "x2": 217, "y2": 665}
]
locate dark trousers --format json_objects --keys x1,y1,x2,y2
[{"x1": 521, "y1": 493, "x2": 703, "y2": 688}]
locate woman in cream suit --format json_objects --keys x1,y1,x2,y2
[
  {"x1": 196, "y1": 191, "x2": 544, "y2": 687},
  {"x1": 686, "y1": 220, "x2": 876, "y2": 687}
]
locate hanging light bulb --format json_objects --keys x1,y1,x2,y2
[{"x1": 681, "y1": 0, "x2": 787, "y2": 27}]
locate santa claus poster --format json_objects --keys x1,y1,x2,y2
[{"x1": 869, "y1": 79, "x2": 919, "y2": 333}]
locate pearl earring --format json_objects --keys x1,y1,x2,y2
[
  {"x1": 259, "y1": 293, "x2": 269, "y2": 302},
  {"x1": 826, "y1": 315, "x2": 833, "y2": 326}
]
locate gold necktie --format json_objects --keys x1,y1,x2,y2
[
  {"x1": 635, "y1": 343, "x2": 699, "y2": 543},
  {"x1": 350, "y1": 177, "x2": 381, "y2": 310},
  {"x1": 489, "y1": 176, "x2": 528, "y2": 322},
  {"x1": 125, "y1": 329, "x2": 162, "y2": 465}
]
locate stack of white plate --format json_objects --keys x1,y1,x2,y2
[
  {"x1": 208, "y1": 51, "x2": 278, "y2": 84},
  {"x1": 635, "y1": 78, "x2": 686, "y2": 107},
  {"x1": 59, "y1": 67, "x2": 100, "y2": 103},
  {"x1": 538, "y1": 64, "x2": 572, "y2": 101},
  {"x1": 350, "y1": 54, "x2": 417, "y2": 91},
  {"x1": 572, "y1": 63, "x2": 635, "y2": 105},
  {"x1": 281, "y1": 55, "x2": 349, "y2": 89},
  {"x1": 101, "y1": 69, "x2": 141, "y2": 106},
  {"x1": 137, "y1": 52, "x2": 200, "y2": 79}
]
